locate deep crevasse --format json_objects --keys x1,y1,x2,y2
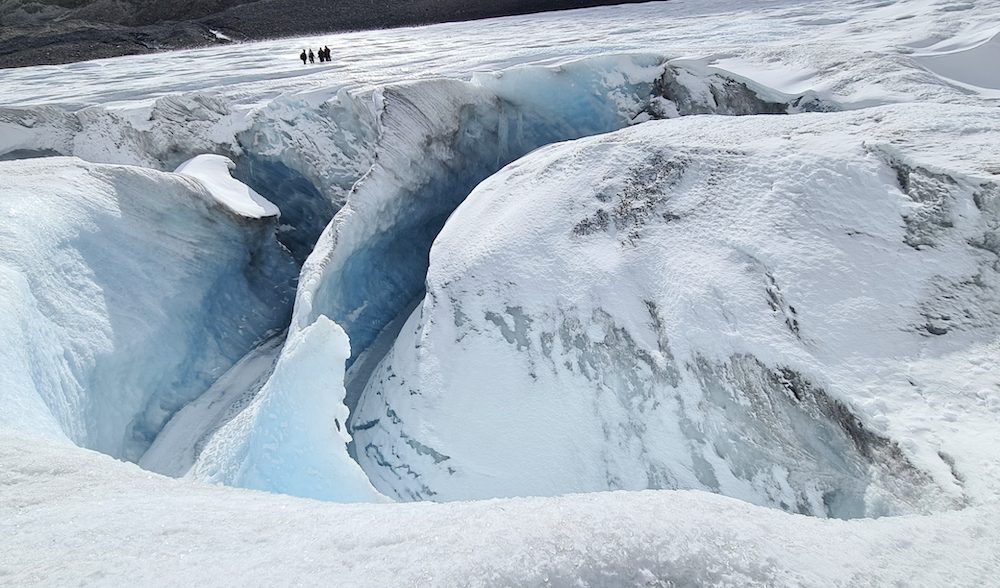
[{"x1": 1, "y1": 38, "x2": 998, "y2": 514}]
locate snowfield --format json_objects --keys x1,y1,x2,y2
[
  {"x1": 3, "y1": 432, "x2": 1000, "y2": 586},
  {"x1": 1, "y1": 0, "x2": 1000, "y2": 584}
]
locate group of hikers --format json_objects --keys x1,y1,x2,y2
[{"x1": 300, "y1": 46, "x2": 332, "y2": 64}]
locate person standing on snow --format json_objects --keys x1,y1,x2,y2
[
  {"x1": 300, "y1": 49, "x2": 307, "y2": 64},
  {"x1": 323, "y1": 46, "x2": 331, "y2": 62},
  {"x1": 308, "y1": 49, "x2": 315, "y2": 63}
]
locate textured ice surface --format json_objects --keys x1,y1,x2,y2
[
  {"x1": 353, "y1": 103, "x2": 1000, "y2": 517},
  {"x1": 187, "y1": 317, "x2": 383, "y2": 502},
  {"x1": 24, "y1": 47, "x2": 816, "y2": 500},
  {"x1": 0, "y1": 157, "x2": 296, "y2": 461},
  {"x1": 139, "y1": 334, "x2": 284, "y2": 478},
  {"x1": 3, "y1": 433, "x2": 1000, "y2": 586},
  {"x1": 296, "y1": 56, "x2": 665, "y2": 371},
  {"x1": 2, "y1": 0, "x2": 1000, "y2": 581}
]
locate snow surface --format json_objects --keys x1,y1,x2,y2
[
  {"x1": 0, "y1": 0, "x2": 998, "y2": 110},
  {"x1": 911, "y1": 28, "x2": 1000, "y2": 93},
  {"x1": 0, "y1": 157, "x2": 296, "y2": 461},
  {"x1": 3, "y1": 432, "x2": 999, "y2": 586},
  {"x1": 1, "y1": 0, "x2": 1000, "y2": 583},
  {"x1": 175, "y1": 154, "x2": 280, "y2": 218},
  {"x1": 353, "y1": 102, "x2": 999, "y2": 516}
]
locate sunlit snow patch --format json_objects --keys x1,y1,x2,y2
[{"x1": 176, "y1": 154, "x2": 280, "y2": 218}]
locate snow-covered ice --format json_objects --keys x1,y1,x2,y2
[
  {"x1": 1, "y1": 0, "x2": 1000, "y2": 583},
  {"x1": 353, "y1": 103, "x2": 998, "y2": 517},
  {"x1": 175, "y1": 154, "x2": 280, "y2": 218},
  {"x1": 912, "y1": 30, "x2": 1000, "y2": 93},
  {"x1": 186, "y1": 316, "x2": 384, "y2": 502}
]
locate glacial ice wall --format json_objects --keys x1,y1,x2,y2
[
  {"x1": 186, "y1": 317, "x2": 384, "y2": 502},
  {"x1": 351, "y1": 102, "x2": 1000, "y2": 517},
  {"x1": 1, "y1": 51, "x2": 946, "y2": 506},
  {"x1": 178, "y1": 54, "x2": 676, "y2": 498},
  {"x1": 289, "y1": 55, "x2": 838, "y2": 415},
  {"x1": 0, "y1": 157, "x2": 296, "y2": 461}
]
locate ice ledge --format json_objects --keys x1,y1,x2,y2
[{"x1": 175, "y1": 154, "x2": 280, "y2": 219}]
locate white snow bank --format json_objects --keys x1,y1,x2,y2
[
  {"x1": 1, "y1": 432, "x2": 998, "y2": 586},
  {"x1": 708, "y1": 57, "x2": 821, "y2": 95},
  {"x1": 175, "y1": 154, "x2": 280, "y2": 218}
]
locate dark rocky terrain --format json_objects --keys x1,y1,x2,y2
[{"x1": 0, "y1": 0, "x2": 652, "y2": 68}]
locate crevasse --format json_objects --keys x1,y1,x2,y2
[{"x1": 0, "y1": 52, "x2": 859, "y2": 507}]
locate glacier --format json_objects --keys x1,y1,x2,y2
[
  {"x1": 4, "y1": 431, "x2": 999, "y2": 586},
  {"x1": 0, "y1": 52, "x2": 843, "y2": 499},
  {"x1": 1, "y1": 0, "x2": 1000, "y2": 583},
  {"x1": 351, "y1": 102, "x2": 999, "y2": 517},
  {"x1": 0, "y1": 156, "x2": 296, "y2": 461}
]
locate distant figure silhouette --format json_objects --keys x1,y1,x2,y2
[
  {"x1": 317, "y1": 47, "x2": 325, "y2": 63},
  {"x1": 323, "y1": 46, "x2": 331, "y2": 62},
  {"x1": 300, "y1": 49, "x2": 307, "y2": 65},
  {"x1": 308, "y1": 49, "x2": 315, "y2": 64}
]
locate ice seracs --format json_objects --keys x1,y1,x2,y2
[{"x1": 186, "y1": 316, "x2": 384, "y2": 502}]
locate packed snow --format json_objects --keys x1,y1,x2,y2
[
  {"x1": 174, "y1": 154, "x2": 280, "y2": 218},
  {"x1": 912, "y1": 30, "x2": 1000, "y2": 93},
  {"x1": 1, "y1": 0, "x2": 1000, "y2": 583},
  {"x1": 3, "y1": 432, "x2": 1000, "y2": 586}
]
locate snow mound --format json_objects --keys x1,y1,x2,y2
[
  {"x1": 353, "y1": 102, "x2": 1000, "y2": 517},
  {"x1": 175, "y1": 154, "x2": 279, "y2": 218}
]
